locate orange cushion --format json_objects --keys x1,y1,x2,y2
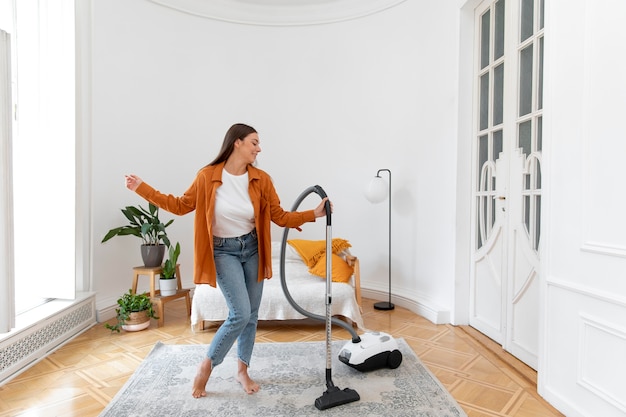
[
  {"x1": 287, "y1": 238, "x2": 351, "y2": 267},
  {"x1": 308, "y1": 253, "x2": 354, "y2": 283}
]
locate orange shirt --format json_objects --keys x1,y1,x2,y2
[{"x1": 135, "y1": 162, "x2": 316, "y2": 287}]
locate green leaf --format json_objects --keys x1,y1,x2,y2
[{"x1": 102, "y1": 203, "x2": 173, "y2": 246}]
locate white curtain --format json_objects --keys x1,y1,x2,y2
[
  {"x1": 0, "y1": 29, "x2": 15, "y2": 333},
  {"x1": 12, "y1": 0, "x2": 76, "y2": 303}
]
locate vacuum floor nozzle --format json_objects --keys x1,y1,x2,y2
[{"x1": 314, "y1": 385, "x2": 360, "y2": 410}]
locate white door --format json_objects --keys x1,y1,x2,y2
[{"x1": 470, "y1": 0, "x2": 544, "y2": 369}]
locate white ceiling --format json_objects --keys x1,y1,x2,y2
[{"x1": 148, "y1": 0, "x2": 408, "y2": 26}]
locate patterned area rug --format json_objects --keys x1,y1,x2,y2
[{"x1": 100, "y1": 338, "x2": 467, "y2": 417}]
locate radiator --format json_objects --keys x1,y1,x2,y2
[{"x1": 0, "y1": 293, "x2": 97, "y2": 384}]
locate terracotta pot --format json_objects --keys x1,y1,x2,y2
[{"x1": 122, "y1": 310, "x2": 151, "y2": 332}]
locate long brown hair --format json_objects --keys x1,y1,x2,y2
[{"x1": 207, "y1": 123, "x2": 257, "y2": 166}]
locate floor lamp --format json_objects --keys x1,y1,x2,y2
[{"x1": 365, "y1": 168, "x2": 394, "y2": 310}]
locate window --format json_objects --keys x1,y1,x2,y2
[
  {"x1": 475, "y1": 0, "x2": 505, "y2": 250},
  {"x1": 474, "y1": 0, "x2": 543, "y2": 252},
  {"x1": 518, "y1": 0, "x2": 543, "y2": 251},
  {"x1": 1, "y1": 0, "x2": 75, "y2": 323}
]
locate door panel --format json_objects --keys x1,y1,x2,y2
[
  {"x1": 470, "y1": 0, "x2": 543, "y2": 370},
  {"x1": 505, "y1": 149, "x2": 541, "y2": 368},
  {"x1": 473, "y1": 227, "x2": 505, "y2": 342},
  {"x1": 471, "y1": 0, "x2": 507, "y2": 345}
]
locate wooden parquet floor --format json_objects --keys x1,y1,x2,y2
[{"x1": 0, "y1": 298, "x2": 564, "y2": 417}]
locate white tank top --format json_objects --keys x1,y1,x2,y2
[{"x1": 213, "y1": 170, "x2": 255, "y2": 238}]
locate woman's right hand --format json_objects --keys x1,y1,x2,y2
[
  {"x1": 313, "y1": 197, "x2": 333, "y2": 218},
  {"x1": 125, "y1": 174, "x2": 143, "y2": 191}
]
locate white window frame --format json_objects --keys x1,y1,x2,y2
[{"x1": 1, "y1": 0, "x2": 76, "y2": 324}]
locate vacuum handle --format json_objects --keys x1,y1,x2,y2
[{"x1": 313, "y1": 185, "x2": 331, "y2": 226}]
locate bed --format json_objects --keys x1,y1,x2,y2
[{"x1": 191, "y1": 239, "x2": 364, "y2": 330}]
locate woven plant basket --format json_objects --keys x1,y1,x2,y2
[{"x1": 122, "y1": 311, "x2": 151, "y2": 332}]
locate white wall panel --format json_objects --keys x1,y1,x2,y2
[
  {"x1": 543, "y1": 283, "x2": 626, "y2": 417},
  {"x1": 541, "y1": 0, "x2": 626, "y2": 415},
  {"x1": 579, "y1": 314, "x2": 626, "y2": 413},
  {"x1": 581, "y1": 0, "x2": 626, "y2": 255}
]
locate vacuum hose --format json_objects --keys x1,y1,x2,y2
[{"x1": 279, "y1": 185, "x2": 361, "y2": 343}]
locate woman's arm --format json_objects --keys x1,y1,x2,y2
[
  {"x1": 265, "y1": 179, "x2": 332, "y2": 227},
  {"x1": 126, "y1": 174, "x2": 197, "y2": 216}
]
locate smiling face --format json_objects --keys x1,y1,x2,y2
[{"x1": 235, "y1": 132, "x2": 262, "y2": 164}]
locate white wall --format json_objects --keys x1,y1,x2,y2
[
  {"x1": 541, "y1": 0, "x2": 626, "y2": 416},
  {"x1": 90, "y1": 0, "x2": 461, "y2": 321}
]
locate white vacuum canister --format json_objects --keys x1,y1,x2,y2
[{"x1": 338, "y1": 331, "x2": 403, "y2": 372}]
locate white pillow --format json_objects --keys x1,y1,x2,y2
[
  {"x1": 272, "y1": 241, "x2": 304, "y2": 262},
  {"x1": 271, "y1": 241, "x2": 303, "y2": 262}
]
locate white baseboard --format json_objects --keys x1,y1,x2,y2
[
  {"x1": 97, "y1": 288, "x2": 449, "y2": 326},
  {"x1": 97, "y1": 304, "x2": 117, "y2": 323},
  {"x1": 360, "y1": 288, "x2": 450, "y2": 324}
]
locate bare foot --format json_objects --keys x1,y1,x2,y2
[
  {"x1": 236, "y1": 360, "x2": 260, "y2": 394},
  {"x1": 192, "y1": 358, "x2": 212, "y2": 398}
]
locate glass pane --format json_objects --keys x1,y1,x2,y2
[
  {"x1": 491, "y1": 197, "x2": 496, "y2": 227},
  {"x1": 537, "y1": 116, "x2": 542, "y2": 151},
  {"x1": 480, "y1": 73, "x2": 490, "y2": 130},
  {"x1": 535, "y1": 195, "x2": 541, "y2": 249},
  {"x1": 518, "y1": 120, "x2": 532, "y2": 155},
  {"x1": 477, "y1": 199, "x2": 483, "y2": 249},
  {"x1": 494, "y1": 0, "x2": 505, "y2": 60},
  {"x1": 494, "y1": 63, "x2": 504, "y2": 125},
  {"x1": 482, "y1": 195, "x2": 488, "y2": 231},
  {"x1": 521, "y1": 0, "x2": 534, "y2": 42},
  {"x1": 536, "y1": 159, "x2": 542, "y2": 188},
  {"x1": 493, "y1": 130, "x2": 503, "y2": 161},
  {"x1": 535, "y1": 161, "x2": 541, "y2": 190},
  {"x1": 479, "y1": 135, "x2": 488, "y2": 181},
  {"x1": 540, "y1": 0, "x2": 545, "y2": 30},
  {"x1": 538, "y1": 36, "x2": 544, "y2": 110},
  {"x1": 519, "y1": 44, "x2": 533, "y2": 116},
  {"x1": 524, "y1": 195, "x2": 530, "y2": 233},
  {"x1": 481, "y1": 10, "x2": 491, "y2": 69}
]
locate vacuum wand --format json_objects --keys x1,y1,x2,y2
[
  {"x1": 280, "y1": 187, "x2": 361, "y2": 343},
  {"x1": 324, "y1": 222, "x2": 332, "y2": 381},
  {"x1": 316, "y1": 186, "x2": 359, "y2": 410},
  {"x1": 280, "y1": 185, "x2": 359, "y2": 410}
]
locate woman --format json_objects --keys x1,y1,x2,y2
[{"x1": 124, "y1": 123, "x2": 329, "y2": 398}]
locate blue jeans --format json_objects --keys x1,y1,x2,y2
[{"x1": 208, "y1": 229, "x2": 263, "y2": 368}]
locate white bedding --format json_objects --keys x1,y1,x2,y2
[{"x1": 191, "y1": 243, "x2": 364, "y2": 330}]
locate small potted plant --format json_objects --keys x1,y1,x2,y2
[
  {"x1": 102, "y1": 203, "x2": 174, "y2": 267},
  {"x1": 159, "y1": 242, "x2": 180, "y2": 296},
  {"x1": 105, "y1": 289, "x2": 159, "y2": 332}
]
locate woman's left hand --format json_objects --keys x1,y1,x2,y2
[
  {"x1": 125, "y1": 174, "x2": 143, "y2": 191},
  {"x1": 314, "y1": 197, "x2": 333, "y2": 218}
]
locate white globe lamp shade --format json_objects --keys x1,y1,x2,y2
[{"x1": 365, "y1": 177, "x2": 388, "y2": 203}]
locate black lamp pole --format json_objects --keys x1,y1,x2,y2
[{"x1": 374, "y1": 169, "x2": 394, "y2": 311}]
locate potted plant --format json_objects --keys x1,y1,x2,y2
[
  {"x1": 159, "y1": 242, "x2": 180, "y2": 296},
  {"x1": 102, "y1": 203, "x2": 174, "y2": 267},
  {"x1": 105, "y1": 289, "x2": 159, "y2": 332}
]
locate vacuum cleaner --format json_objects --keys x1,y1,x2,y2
[{"x1": 279, "y1": 185, "x2": 402, "y2": 410}]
